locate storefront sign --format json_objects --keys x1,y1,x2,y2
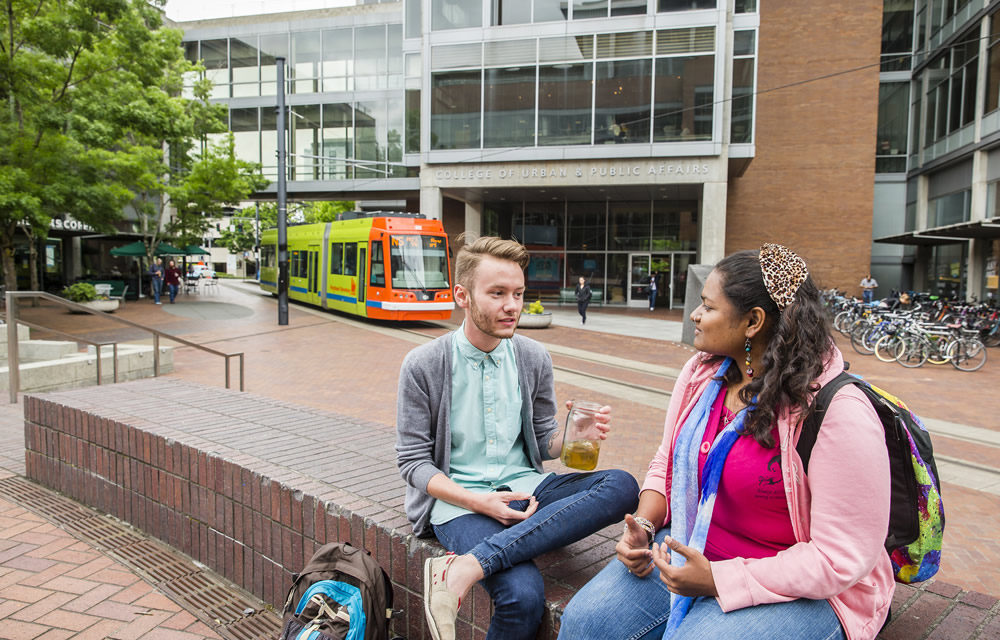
[
  {"x1": 427, "y1": 159, "x2": 717, "y2": 187},
  {"x1": 49, "y1": 216, "x2": 94, "y2": 232}
]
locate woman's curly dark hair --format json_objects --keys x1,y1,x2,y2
[{"x1": 709, "y1": 250, "x2": 833, "y2": 447}]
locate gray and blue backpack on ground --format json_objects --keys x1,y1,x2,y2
[{"x1": 280, "y1": 542, "x2": 396, "y2": 640}]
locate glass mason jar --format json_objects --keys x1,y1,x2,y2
[{"x1": 560, "y1": 400, "x2": 603, "y2": 471}]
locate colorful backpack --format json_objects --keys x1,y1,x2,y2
[
  {"x1": 796, "y1": 371, "x2": 944, "y2": 584},
  {"x1": 280, "y1": 542, "x2": 395, "y2": 640}
]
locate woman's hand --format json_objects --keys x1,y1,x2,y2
[
  {"x1": 651, "y1": 536, "x2": 718, "y2": 597},
  {"x1": 615, "y1": 514, "x2": 654, "y2": 577},
  {"x1": 474, "y1": 491, "x2": 538, "y2": 526}
]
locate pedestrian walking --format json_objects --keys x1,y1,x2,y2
[
  {"x1": 149, "y1": 258, "x2": 164, "y2": 305},
  {"x1": 164, "y1": 260, "x2": 182, "y2": 303},
  {"x1": 396, "y1": 236, "x2": 638, "y2": 640},
  {"x1": 648, "y1": 272, "x2": 658, "y2": 311},
  {"x1": 575, "y1": 276, "x2": 592, "y2": 325},
  {"x1": 860, "y1": 273, "x2": 878, "y2": 304}
]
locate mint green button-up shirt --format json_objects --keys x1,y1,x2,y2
[{"x1": 429, "y1": 325, "x2": 552, "y2": 525}]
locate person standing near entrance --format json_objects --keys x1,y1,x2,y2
[
  {"x1": 396, "y1": 236, "x2": 639, "y2": 640},
  {"x1": 575, "y1": 276, "x2": 592, "y2": 325},
  {"x1": 149, "y1": 258, "x2": 164, "y2": 305},
  {"x1": 648, "y1": 272, "x2": 659, "y2": 311},
  {"x1": 860, "y1": 273, "x2": 878, "y2": 304},
  {"x1": 164, "y1": 260, "x2": 182, "y2": 303}
]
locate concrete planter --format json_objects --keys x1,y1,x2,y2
[
  {"x1": 69, "y1": 300, "x2": 120, "y2": 313},
  {"x1": 517, "y1": 312, "x2": 552, "y2": 329}
]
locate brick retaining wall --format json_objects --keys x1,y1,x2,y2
[{"x1": 21, "y1": 379, "x2": 1000, "y2": 640}]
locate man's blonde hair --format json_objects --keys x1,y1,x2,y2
[{"x1": 454, "y1": 236, "x2": 530, "y2": 289}]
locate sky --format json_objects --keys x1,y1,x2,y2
[{"x1": 163, "y1": 0, "x2": 353, "y2": 22}]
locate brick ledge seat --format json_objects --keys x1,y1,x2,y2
[{"x1": 22, "y1": 379, "x2": 1000, "y2": 640}]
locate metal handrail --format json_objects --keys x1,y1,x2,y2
[{"x1": 4, "y1": 291, "x2": 245, "y2": 403}]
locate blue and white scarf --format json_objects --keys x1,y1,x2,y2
[{"x1": 662, "y1": 358, "x2": 751, "y2": 640}]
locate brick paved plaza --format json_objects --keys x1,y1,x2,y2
[{"x1": 2, "y1": 280, "x2": 998, "y2": 638}]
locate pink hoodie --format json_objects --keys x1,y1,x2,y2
[{"x1": 641, "y1": 347, "x2": 894, "y2": 640}]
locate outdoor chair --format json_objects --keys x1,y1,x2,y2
[
  {"x1": 184, "y1": 276, "x2": 199, "y2": 294},
  {"x1": 109, "y1": 285, "x2": 129, "y2": 307},
  {"x1": 201, "y1": 278, "x2": 219, "y2": 294}
]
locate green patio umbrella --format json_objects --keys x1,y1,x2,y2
[
  {"x1": 108, "y1": 241, "x2": 147, "y2": 257},
  {"x1": 108, "y1": 241, "x2": 187, "y2": 257},
  {"x1": 154, "y1": 242, "x2": 187, "y2": 256},
  {"x1": 184, "y1": 245, "x2": 211, "y2": 255}
]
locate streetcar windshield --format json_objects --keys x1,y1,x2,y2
[{"x1": 389, "y1": 235, "x2": 450, "y2": 290}]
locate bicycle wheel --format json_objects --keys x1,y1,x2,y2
[
  {"x1": 850, "y1": 322, "x2": 876, "y2": 355},
  {"x1": 895, "y1": 335, "x2": 929, "y2": 368},
  {"x1": 833, "y1": 311, "x2": 852, "y2": 335},
  {"x1": 875, "y1": 334, "x2": 903, "y2": 363},
  {"x1": 948, "y1": 339, "x2": 988, "y2": 372},
  {"x1": 926, "y1": 336, "x2": 950, "y2": 365}
]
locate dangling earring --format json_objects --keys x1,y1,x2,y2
[{"x1": 744, "y1": 337, "x2": 754, "y2": 378}]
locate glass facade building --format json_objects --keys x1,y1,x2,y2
[
  {"x1": 175, "y1": 0, "x2": 760, "y2": 308},
  {"x1": 872, "y1": 0, "x2": 1000, "y2": 301}
]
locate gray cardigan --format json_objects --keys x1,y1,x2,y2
[{"x1": 395, "y1": 331, "x2": 560, "y2": 537}]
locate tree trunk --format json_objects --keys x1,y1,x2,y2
[
  {"x1": 27, "y1": 236, "x2": 39, "y2": 306},
  {"x1": 1, "y1": 232, "x2": 17, "y2": 295}
]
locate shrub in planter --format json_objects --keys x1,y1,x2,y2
[
  {"x1": 63, "y1": 283, "x2": 99, "y2": 303},
  {"x1": 526, "y1": 300, "x2": 545, "y2": 315}
]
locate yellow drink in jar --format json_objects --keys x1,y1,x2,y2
[{"x1": 560, "y1": 440, "x2": 601, "y2": 471}]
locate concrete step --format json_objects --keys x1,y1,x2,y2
[
  {"x1": 0, "y1": 323, "x2": 31, "y2": 344},
  {"x1": 3, "y1": 340, "x2": 80, "y2": 363},
  {"x1": 0, "y1": 344, "x2": 174, "y2": 394}
]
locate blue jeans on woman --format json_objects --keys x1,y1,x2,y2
[
  {"x1": 558, "y1": 528, "x2": 846, "y2": 640},
  {"x1": 432, "y1": 469, "x2": 639, "y2": 640}
]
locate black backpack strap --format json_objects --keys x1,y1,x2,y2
[{"x1": 796, "y1": 371, "x2": 858, "y2": 474}]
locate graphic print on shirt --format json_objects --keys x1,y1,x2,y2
[{"x1": 756, "y1": 454, "x2": 784, "y2": 500}]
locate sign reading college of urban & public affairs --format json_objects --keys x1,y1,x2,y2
[{"x1": 426, "y1": 159, "x2": 717, "y2": 187}]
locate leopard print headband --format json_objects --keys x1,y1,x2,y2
[{"x1": 759, "y1": 243, "x2": 808, "y2": 310}]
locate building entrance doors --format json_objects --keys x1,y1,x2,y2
[{"x1": 628, "y1": 253, "x2": 651, "y2": 307}]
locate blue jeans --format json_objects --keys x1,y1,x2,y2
[
  {"x1": 648, "y1": 290, "x2": 657, "y2": 310},
  {"x1": 168, "y1": 283, "x2": 178, "y2": 303},
  {"x1": 559, "y1": 529, "x2": 846, "y2": 640},
  {"x1": 152, "y1": 278, "x2": 162, "y2": 303},
  {"x1": 432, "y1": 469, "x2": 639, "y2": 640},
  {"x1": 863, "y1": 289, "x2": 874, "y2": 304}
]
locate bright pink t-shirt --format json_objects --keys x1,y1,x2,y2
[{"x1": 697, "y1": 388, "x2": 796, "y2": 562}]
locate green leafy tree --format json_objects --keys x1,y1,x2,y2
[
  {"x1": 165, "y1": 134, "x2": 270, "y2": 247},
  {"x1": 301, "y1": 201, "x2": 356, "y2": 223},
  {"x1": 0, "y1": 0, "x2": 193, "y2": 292},
  {"x1": 217, "y1": 203, "x2": 278, "y2": 256}
]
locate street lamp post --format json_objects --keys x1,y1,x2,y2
[{"x1": 276, "y1": 56, "x2": 289, "y2": 326}]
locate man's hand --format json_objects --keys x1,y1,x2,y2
[
  {"x1": 474, "y1": 491, "x2": 538, "y2": 526},
  {"x1": 651, "y1": 536, "x2": 718, "y2": 597},
  {"x1": 615, "y1": 514, "x2": 654, "y2": 577}
]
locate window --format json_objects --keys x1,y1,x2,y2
[
  {"x1": 323, "y1": 103, "x2": 354, "y2": 180},
  {"x1": 356, "y1": 26, "x2": 387, "y2": 91},
  {"x1": 261, "y1": 245, "x2": 276, "y2": 269},
  {"x1": 432, "y1": 0, "x2": 482, "y2": 30},
  {"x1": 370, "y1": 239, "x2": 386, "y2": 286},
  {"x1": 731, "y1": 30, "x2": 756, "y2": 144},
  {"x1": 344, "y1": 242, "x2": 358, "y2": 276},
  {"x1": 322, "y1": 28, "x2": 353, "y2": 92},
  {"x1": 567, "y1": 202, "x2": 606, "y2": 250},
  {"x1": 595, "y1": 59, "x2": 652, "y2": 144},
  {"x1": 653, "y1": 56, "x2": 714, "y2": 141},
  {"x1": 658, "y1": 0, "x2": 715, "y2": 12},
  {"x1": 292, "y1": 31, "x2": 321, "y2": 94},
  {"x1": 390, "y1": 235, "x2": 450, "y2": 289},
  {"x1": 291, "y1": 250, "x2": 306, "y2": 278},
  {"x1": 881, "y1": 0, "x2": 914, "y2": 71},
  {"x1": 330, "y1": 243, "x2": 344, "y2": 275},
  {"x1": 291, "y1": 104, "x2": 321, "y2": 180},
  {"x1": 538, "y1": 63, "x2": 593, "y2": 146},
  {"x1": 876, "y1": 82, "x2": 909, "y2": 173},
  {"x1": 431, "y1": 71, "x2": 482, "y2": 149},
  {"x1": 923, "y1": 41, "x2": 978, "y2": 145},
  {"x1": 987, "y1": 17, "x2": 1000, "y2": 113},
  {"x1": 231, "y1": 37, "x2": 260, "y2": 97},
  {"x1": 609, "y1": 201, "x2": 651, "y2": 250},
  {"x1": 201, "y1": 39, "x2": 229, "y2": 99},
  {"x1": 484, "y1": 67, "x2": 536, "y2": 148}
]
